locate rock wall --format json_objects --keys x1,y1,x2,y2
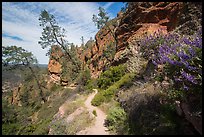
[
  {"x1": 80, "y1": 2, "x2": 185, "y2": 78},
  {"x1": 47, "y1": 45, "x2": 64, "y2": 84},
  {"x1": 115, "y1": 2, "x2": 184, "y2": 59},
  {"x1": 80, "y1": 18, "x2": 118, "y2": 78}
]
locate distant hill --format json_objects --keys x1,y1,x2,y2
[{"x1": 36, "y1": 64, "x2": 48, "y2": 68}]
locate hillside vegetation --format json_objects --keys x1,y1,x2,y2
[{"x1": 2, "y1": 2, "x2": 202, "y2": 135}]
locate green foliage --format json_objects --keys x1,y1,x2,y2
[
  {"x1": 31, "y1": 117, "x2": 52, "y2": 135},
  {"x1": 2, "y1": 123, "x2": 20, "y2": 135},
  {"x1": 97, "y1": 64, "x2": 126, "y2": 89},
  {"x1": 106, "y1": 106, "x2": 128, "y2": 134},
  {"x1": 39, "y1": 10, "x2": 81, "y2": 72},
  {"x1": 92, "y1": 109, "x2": 97, "y2": 116},
  {"x1": 38, "y1": 10, "x2": 66, "y2": 51},
  {"x1": 59, "y1": 43, "x2": 82, "y2": 82},
  {"x1": 102, "y1": 41, "x2": 116, "y2": 62},
  {"x1": 50, "y1": 83, "x2": 62, "y2": 92},
  {"x1": 92, "y1": 7, "x2": 109, "y2": 29},
  {"x1": 2, "y1": 45, "x2": 38, "y2": 68},
  {"x1": 85, "y1": 78, "x2": 98, "y2": 90},
  {"x1": 2, "y1": 98, "x2": 17, "y2": 124},
  {"x1": 166, "y1": 89, "x2": 185, "y2": 100},
  {"x1": 92, "y1": 73, "x2": 135, "y2": 106},
  {"x1": 76, "y1": 67, "x2": 91, "y2": 86},
  {"x1": 91, "y1": 90, "x2": 106, "y2": 106},
  {"x1": 154, "y1": 74, "x2": 164, "y2": 82}
]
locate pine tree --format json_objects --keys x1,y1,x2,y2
[
  {"x1": 38, "y1": 10, "x2": 80, "y2": 71},
  {"x1": 2, "y1": 45, "x2": 46, "y2": 103}
]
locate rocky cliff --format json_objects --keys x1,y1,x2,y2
[
  {"x1": 80, "y1": 18, "x2": 119, "y2": 78},
  {"x1": 79, "y1": 2, "x2": 186, "y2": 78},
  {"x1": 47, "y1": 2, "x2": 201, "y2": 81},
  {"x1": 47, "y1": 45, "x2": 64, "y2": 84}
]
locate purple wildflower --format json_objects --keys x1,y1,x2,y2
[
  {"x1": 181, "y1": 71, "x2": 197, "y2": 84},
  {"x1": 188, "y1": 47, "x2": 196, "y2": 57},
  {"x1": 192, "y1": 37, "x2": 202, "y2": 48},
  {"x1": 187, "y1": 66, "x2": 197, "y2": 71},
  {"x1": 178, "y1": 51, "x2": 190, "y2": 60},
  {"x1": 183, "y1": 38, "x2": 192, "y2": 45},
  {"x1": 152, "y1": 60, "x2": 158, "y2": 66},
  {"x1": 174, "y1": 76, "x2": 182, "y2": 82},
  {"x1": 183, "y1": 84, "x2": 189, "y2": 91}
]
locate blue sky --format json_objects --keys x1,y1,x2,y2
[{"x1": 2, "y1": 2, "x2": 124, "y2": 64}]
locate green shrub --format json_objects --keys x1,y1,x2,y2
[
  {"x1": 92, "y1": 110, "x2": 97, "y2": 116},
  {"x1": 97, "y1": 64, "x2": 126, "y2": 89},
  {"x1": 85, "y1": 78, "x2": 98, "y2": 90},
  {"x1": 50, "y1": 83, "x2": 62, "y2": 92},
  {"x1": 76, "y1": 67, "x2": 91, "y2": 86},
  {"x1": 106, "y1": 106, "x2": 128, "y2": 134},
  {"x1": 103, "y1": 41, "x2": 116, "y2": 61},
  {"x1": 91, "y1": 91, "x2": 105, "y2": 106},
  {"x1": 92, "y1": 73, "x2": 135, "y2": 106},
  {"x1": 2, "y1": 123, "x2": 20, "y2": 135}
]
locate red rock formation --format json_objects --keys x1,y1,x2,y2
[
  {"x1": 11, "y1": 83, "x2": 22, "y2": 106},
  {"x1": 115, "y1": 2, "x2": 184, "y2": 53},
  {"x1": 80, "y1": 2, "x2": 185, "y2": 78},
  {"x1": 80, "y1": 18, "x2": 118, "y2": 78},
  {"x1": 48, "y1": 45, "x2": 64, "y2": 83}
]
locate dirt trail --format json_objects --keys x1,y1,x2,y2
[{"x1": 76, "y1": 89, "x2": 110, "y2": 135}]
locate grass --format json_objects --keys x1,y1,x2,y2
[
  {"x1": 62, "y1": 95, "x2": 86, "y2": 117},
  {"x1": 66, "y1": 110, "x2": 95, "y2": 135},
  {"x1": 49, "y1": 110, "x2": 95, "y2": 135},
  {"x1": 99, "y1": 100, "x2": 120, "y2": 114}
]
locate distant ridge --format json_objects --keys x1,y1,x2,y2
[{"x1": 36, "y1": 64, "x2": 48, "y2": 68}]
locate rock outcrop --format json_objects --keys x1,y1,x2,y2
[
  {"x1": 80, "y1": 2, "x2": 185, "y2": 78},
  {"x1": 114, "y1": 2, "x2": 184, "y2": 61},
  {"x1": 11, "y1": 83, "x2": 22, "y2": 106},
  {"x1": 80, "y1": 18, "x2": 118, "y2": 78},
  {"x1": 48, "y1": 45, "x2": 64, "y2": 84}
]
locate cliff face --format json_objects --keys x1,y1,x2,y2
[
  {"x1": 80, "y1": 18, "x2": 118, "y2": 78},
  {"x1": 79, "y1": 2, "x2": 184, "y2": 78},
  {"x1": 114, "y1": 2, "x2": 184, "y2": 60},
  {"x1": 48, "y1": 45, "x2": 64, "y2": 84},
  {"x1": 48, "y1": 2, "x2": 200, "y2": 80}
]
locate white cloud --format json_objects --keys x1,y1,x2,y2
[
  {"x1": 103, "y1": 2, "x2": 115, "y2": 10},
  {"x1": 2, "y1": 2, "x2": 121, "y2": 64},
  {"x1": 2, "y1": 37, "x2": 49, "y2": 64}
]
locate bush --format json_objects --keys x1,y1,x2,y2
[
  {"x1": 91, "y1": 91, "x2": 106, "y2": 106},
  {"x1": 105, "y1": 106, "x2": 128, "y2": 134},
  {"x1": 76, "y1": 67, "x2": 91, "y2": 86},
  {"x1": 92, "y1": 110, "x2": 97, "y2": 116},
  {"x1": 97, "y1": 64, "x2": 126, "y2": 89},
  {"x1": 50, "y1": 83, "x2": 62, "y2": 92},
  {"x1": 85, "y1": 78, "x2": 98, "y2": 90},
  {"x1": 139, "y1": 28, "x2": 202, "y2": 94},
  {"x1": 91, "y1": 73, "x2": 135, "y2": 106}
]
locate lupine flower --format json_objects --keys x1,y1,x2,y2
[
  {"x1": 183, "y1": 84, "x2": 189, "y2": 91},
  {"x1": 183, "y1": 38, "x2": 192, "y2": 45},
  {"x1": 188, "y1": 47, "x2": 196, "y2": 57},
  {"x1": 152, "y1": 60, "x2": 158, "y2": 66},
  {"x1": 139, "y1": 28, "x2": 202, "y2": 91}
]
